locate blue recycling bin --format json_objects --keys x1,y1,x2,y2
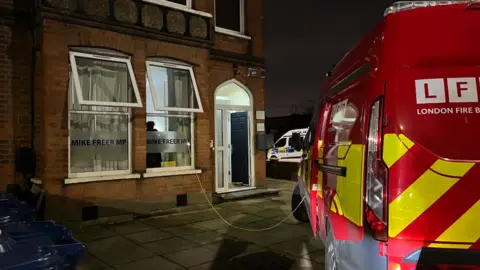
[
  {"x1": 0, "y1": 221, "x2": 86, "y2": 269},
  {"x1": 0, "y1": 193, "x2": 36, "y2": 225},
  {"x1": 0, "y1": 231, "x2": 67, "y2": 270}
]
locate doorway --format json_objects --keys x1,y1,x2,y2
[{"x1": 215, "y1": 80, "x2": 254, "y2": 193}]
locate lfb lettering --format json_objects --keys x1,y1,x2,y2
[{"x1": 415, "y1": 78, "x2": 478, "y2": 104}]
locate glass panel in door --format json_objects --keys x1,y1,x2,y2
[{"x1": 215, "y1": 109, "x2": 226, "y2": 190}]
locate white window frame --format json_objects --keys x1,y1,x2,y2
[
  {"x1": 67, "y1": 71, "x2": 133, "y2": 179},
  {"x1": 145, "y1": 0, "x2": 192, "y2": 9},
  {"x1": 142, "y1": 0, "x2": 212, "y2": 18},
  {"x1": 214, "y1": 0, "x2": 246, "y2": 36},
  {"x1": 145, "y1": 113, "x2": 195, "y2": 173},
  {"x1": 69, "y1": 51, "x2": 143, "y2": 108},
  {"x1": 146, "y1": 60, "x2": 203, "y2": 113}
]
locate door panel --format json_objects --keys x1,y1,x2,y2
[
  {"x1": 215, "y1": 109, "x2": 227, "y2": 192},
  {"x1": 230, "y1": 111, "x2": 250, "y2": 185}
]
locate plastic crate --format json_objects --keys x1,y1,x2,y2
[
  {"x1": 0, "y1": 231, "x2": 67, "y2": 270},
  {"x1": 0, "y1": 194, "x2": 36, "y2": 225},
  {"x1": 0, "y1": 222, "x2": 86, "y2": 269}
]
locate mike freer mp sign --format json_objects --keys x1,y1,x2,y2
[
  {"x1": 70, "y1": 131, "x2": 189, "y2": 156},
  {"x1": 147, "y1": 131, "x2": 189, "y2": 153}
]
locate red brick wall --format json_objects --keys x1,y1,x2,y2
[
  {"x1": 0, "y1": 19, "x2": 33, "y2": 188},
  {"x1": 39, "y1": 18, "x2": 213, "y2": 193}
]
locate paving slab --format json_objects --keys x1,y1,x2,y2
[
  {"x1": 142, "y1": 216, "x2": 187, "y2": 228},
  {"x1": 141, "y1": 236, "x2": 199, "y2": 255},
  {"x1": 188, "y1": 259, "x2": 248, "y2": 270},
  {"x1": 124, "y1": 229, "x2": 173, "y2": 244},
  {"x1": 180, "y1": 230, "x2": 227, "y2": 245},
  {"x1": 162, "y1": 224, "x2": 208, "y2": 236},
  {"x1": 73, "y1": 226, "x2": 117, "y2": 243},
  {"x1": 192, "y1": 218, "x2": 230, "y2": 231},
  {"x1": 234, "y1": 248, "x2": 295, "y2": 269},
  {"x1": 115, "y1": 256, "x2": 185, "y2": 270},
  {"x1": 202, "y1": 238, "x2": 262, "y2": 260},
  {"x1": 163, "y1": 246, "x2": 218, "y2": 268},
  {"x1": 76, "y1": 253, "x2": 113, "y2": 270},
  {"x1": 87, "y1": 236, "x2": 153, "y2": 266},
  {"x1": 227, "y1": 213, "x2": 266, "y2": 224},
  {"x1": 253, "y1": 208, "x2": 290, "y2": 219},
  {"x1": 106, "y1": 221, "x2": 153, "y2": 235},
  {"x1": 176, "y1": 210, "x2": 219, "y2": 223}
]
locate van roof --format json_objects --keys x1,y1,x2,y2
[{"x1": 282, "y1": 128, "x2": 308, "y2": 137}]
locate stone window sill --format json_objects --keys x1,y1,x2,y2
[
  {"x1": 64, "y1": 173, "x2": 141, "y2": 185},
  {"x1": 143, "y1": 169, "x2": 202, "y2": 178},
  {"x1": 215, "y1": 27, "x2": 251, "y2": 40},
  {"x1": 143, "y1": 0, "x2": 212, "y2": 18}
]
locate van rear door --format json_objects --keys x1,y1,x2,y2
[{"x1": 385, "y1": 66, "x2": 480, "y2": 247}]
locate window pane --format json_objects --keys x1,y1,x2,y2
[
  {"x1": 73, "y1": 56, "x2": 139, "y2": 105},
  {"x1": 215, "y1": 83, "x2": 250, "y2": 106},
  {"x1": 146, "y1": 115, "x2": 192, "y2": 168},
  {"x1": 275, "y1": 138, "x2": 287, "y2": 148},
  {"x1": 216, "y1": 151, "x2": 224, "y2": 189},
  {"x1": 69, "y1": 72, "x2": 128, "y2": 113},
  {"x1": 70, "y1": 114, "x2": 129, "y2": 174},
  {"x1": 167, "y1": 0, "x2": 187, "y2": 5},
  {"x1": 147, "y1": 65, "x2": 200, "y2": 111},
  {"x1": 215, "y1": 0, "x2": 241, "y2": 32},
  {"x1": 216, "y1": 109, "x2": 223, "y2": 146}
]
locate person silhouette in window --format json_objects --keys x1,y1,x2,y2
[{"x1": 147, "y1": 121, "x2": 162, "y2": 168}]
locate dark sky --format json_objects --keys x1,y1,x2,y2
[{"x1": 264, "y1": 0, "x2": 397, "y2": 117}]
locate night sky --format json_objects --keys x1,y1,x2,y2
[{"x1": 264, "y1": 0, "x2": 397, "y2": 117}]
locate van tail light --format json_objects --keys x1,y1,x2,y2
[{"x1": 365, "y1": 97, "x2": 388, "y2": 242}]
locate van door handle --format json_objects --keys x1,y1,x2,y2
[{"x1": 314, "y1": 160, "x2": 347, "y2": 177}]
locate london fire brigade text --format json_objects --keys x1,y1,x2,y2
[{"x1": 416, "y1": 107, "x2": 480, "y2": 115}]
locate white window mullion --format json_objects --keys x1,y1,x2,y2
[{"x1": 240, "y1": 0, "x2": 245, "y2": 34}]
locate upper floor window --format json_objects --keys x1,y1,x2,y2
[
  {"x1": 146, "y1": 0, "x2": 192, "y2": 8},
  {"x1": 215, "y1": 0, "x2": 245, "y2": 34}
]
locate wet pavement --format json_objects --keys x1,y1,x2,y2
[{"x1": 74, "y1": 179, "x2": 325, "y2": 269}]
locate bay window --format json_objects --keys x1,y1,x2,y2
[
  {"x1": 146, "y1": 58, "x2": 202, "y2": 171},
  {"x1": 68, "y1": 49, "x2": 142, "y2": 178}
]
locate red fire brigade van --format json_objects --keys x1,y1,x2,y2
[{"x1": 290, "y1": 1, "x2": 480, "y2": 269}]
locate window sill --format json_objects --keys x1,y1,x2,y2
[
  {"x1": 215, "y1": 27, "x2": 251, "y2": 40},
  {"x1": 143, "y1": 169, "x2": 202, "y2": 178},
  {"x1": 143, "y1": 0, "x2": 212, "y2": 18},
  {"x1": 31, "y1": 178, "x2": 43, "y2": 185},
  {"x1": 64, "y1": 173, "x2": 141, "y2": 185}
]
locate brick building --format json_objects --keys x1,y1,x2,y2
[{"x1": 0, "y1": 0, "x2": 265, "y2": 222}]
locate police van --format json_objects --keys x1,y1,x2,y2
[
  {"x1": 267, "y1": 128, "x2": 307, "y2": 162},
  {"x1": 290, "y1": 1, "x2": 480, "y2": 269}
]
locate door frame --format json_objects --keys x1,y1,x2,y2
[{"x1": 214, "y1": 80, "x2": 255, "y2": 193}]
